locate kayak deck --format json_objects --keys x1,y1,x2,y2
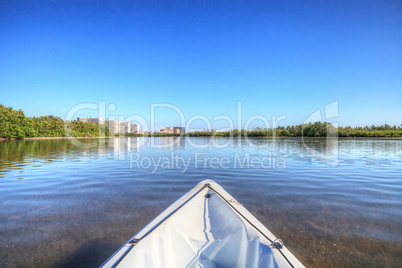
[{"x1": 101, "y1": 180, "x2": 305, "y2": 268}]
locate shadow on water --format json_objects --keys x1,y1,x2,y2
[{"x1": 51, "y1": 239, "x2": 110, "y2": 268}]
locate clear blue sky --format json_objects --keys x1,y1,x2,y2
[{"x1": 1, "y1": 0, "x2": 401, "y2": 130}]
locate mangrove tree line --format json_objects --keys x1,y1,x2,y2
[{"x1": 0, "y1": 104, "x2": 110, "y2": 139}]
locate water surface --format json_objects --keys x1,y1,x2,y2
[{"x1": 0, "y1": 137, "x2": 401, "y2": 267}]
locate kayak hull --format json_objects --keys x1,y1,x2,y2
[{"x1": 101, "y1": 180, "x2": 305, "y2": 268}]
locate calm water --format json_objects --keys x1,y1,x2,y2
[{"x1": 0, "y1": 137, "x2": 401, "y2": 267}]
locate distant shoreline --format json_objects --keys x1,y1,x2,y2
[
  {"x1": 1, "y1": 135, "x2": 401, "y2": 142},
  {"x1": 238, "y1": 136, "x2": 402, "y2": 140}
]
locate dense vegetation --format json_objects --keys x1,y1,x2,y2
[
  {"x1": 196, "y1": 122, "x2": 402, "y2": 138},
  {"x1": 162, "y1": 122, "x2": 402, "y2": 138},
  {"x1": 0, "y1": 105, "x2": 110, "y2": 139},
  {"x1": 216, "y1": 122, "x2": 402, "y2": 138}
]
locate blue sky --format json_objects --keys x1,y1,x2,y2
[{"x1": 1, "y1": 0, "x2": 401, "y2": 130}]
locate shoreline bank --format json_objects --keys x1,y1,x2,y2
[{"x1": 0, "y1": 136, "x2": 112, "y2": 141}]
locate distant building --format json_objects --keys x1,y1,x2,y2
[
  {"x1": 118, "y1": 121, "x2": 129, "y2": 133},
  {"x1": 160, "y1": 127, "x2": 172, "y2": 133},
  {"x1": 139, "y1": 130, "x2": 152, "y2": 134},
  {"x1": 105, "y1": 119, "x2": 118, "y2": 134},
  {"x1": 174, "y1": 127, "x2": 186, "y2": 134},
  {"x1": 116, "y1": 121, "x2": 140, "y2": 134},
  {"x1": 77, "y1": 117, "x2": 89, "y2": 122},
  {"x1": 77, "y1": 117, "x2": 104, "y2": 124},
  {"x1": 159, "y1": 127, "x2": 185, "y2": 134},
  {"x1": 193, "y1": 128, "x2": 218, "y2": 133},
  {"x1": 130, "y1": 123, "x2": 139, "y2": 134},
  {"x1": 160, "y1": 128, "x2": 170, "y2": 133},
  {"x1": 77, "y1": 117, "x2": 139, "y2": 134}
]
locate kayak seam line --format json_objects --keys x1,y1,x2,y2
[
  {"x1": 208, "y1": 186, "x2": 295, "y2": 268},
  {"x1": 110, "y1": 244, "x2": 133, "y2": 268}
]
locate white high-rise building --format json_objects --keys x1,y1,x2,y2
[
  {"x1": 77, "y1": 117, "x2": 105, "y2": 125},
  {"x1": 129, "y1": 123, "x2": 139, "y2": 133},
  {"x1": 105, "y1": 119, "x2": 118, "y2": 134},
  {"x1": 77, "y1": 117, "x2": 139, "y2": 134},
  {"x1": 118, "y1": 121, "x2": 129, "y2": 133}
]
